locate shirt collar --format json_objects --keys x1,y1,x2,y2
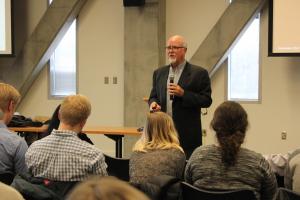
[
  {"x1": 51, "y1": 129, "x2": 78, "y2": 137},
  {"x1": 170, "y1": 60, "x2": 186, "y2": 73}
]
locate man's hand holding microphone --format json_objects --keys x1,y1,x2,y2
[
  {"x1": 168, "y1": 74, "x2": 184, "y2": 99},
  {"x1": 149, "y1": 74, "x2": 184, "y2": 113}
]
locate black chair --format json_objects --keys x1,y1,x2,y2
[
  {"x1": 273, "y1": 187, "x2": 300, "y2": 200},
  {"x1": 276, "y1": 173, "x2": 285, "y2": 187},
  {"x1": 12, "y1": 173, "x2": 77, "y2": 200},
  {"x1": 0, "y1": 172, "x2": 15, "y2": 185},
  {"x1": 131, "y1": 175, "x2": 181, "y2": 200},
  {"x1": 104, "y1": 154, "x2": 129, "y2": 181},
  {"x1": 181, "y1": 182, "x2": 256, "y2": 200}
]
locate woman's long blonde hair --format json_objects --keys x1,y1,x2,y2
[{"x1": 133, "y1": 112, "x2": 183, "y2": 152}]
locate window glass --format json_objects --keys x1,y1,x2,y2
[{"x1": 228, "y1": 15, "x2": 260, "y2": 101}]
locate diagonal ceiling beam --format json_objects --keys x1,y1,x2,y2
[
  {"x1": 3, "y1": 0, "x2": 87, "y2": 98},
  {"x1": 190, "y1": 0, "x2": 267, "y2": 78}
]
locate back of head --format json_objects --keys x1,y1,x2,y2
[
  {"x1": 133, "y1": 111, "x2": 183, "y2": 152},
  {"x1": 67, "y1": 176, "x2": 150, "y2": 200},
  {"x1": 0, "y1": 182, "x2": 24, "y2": 200},
  {"x1": 0, "y1": 83, "x2": 20, "y2": 118},
  {"x1": 59, "y1": 95, "x2": 91, "y2": 126},
  {"x1": 211, "y1": 101, "x2": 248, "y2": 167}
]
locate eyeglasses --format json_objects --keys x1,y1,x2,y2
[{"x1": 165, "y1": 46, "x2": 186, "y2": 51}]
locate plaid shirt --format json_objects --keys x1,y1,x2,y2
[{"x1": 25, "y1": 129, "x2": 107, "y2": 181}]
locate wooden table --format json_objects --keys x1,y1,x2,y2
[{"x1": 9, "y1": 126, "x2": 141, "y2": 158}]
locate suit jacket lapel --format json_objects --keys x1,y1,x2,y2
[{"x1": 178, "y1": 62, "x2": 191, "y2": 88}]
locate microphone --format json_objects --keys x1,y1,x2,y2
[{"x1": 169, "y1": 74, "x2": 174, "y2": 100}]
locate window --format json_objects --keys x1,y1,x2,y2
[
  {"x1": 0, "y1": 0, "x2": 12, "y2": 55},
  {"x1": 48, "y1": 0, "x2": 77, "y2": 97},
  {"x1": 228, "y1": 15, "x2": 260, "y2": 101}
]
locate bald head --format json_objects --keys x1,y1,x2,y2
[{"x1": 167, "y1": 35, "x2": 187, "y2": 48}]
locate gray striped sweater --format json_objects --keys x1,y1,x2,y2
[{"x1": 185, "y1": 144, "x2": 277, "y2": 200}]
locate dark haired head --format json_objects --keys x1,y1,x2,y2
[
  {"x1": 46, "y1": 104, "x2": 61, "y2": 135},
  {"x1": 211, "y1": 101, "x2": 248, "y2": 167}
]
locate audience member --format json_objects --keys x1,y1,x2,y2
[
  {"x1": 41, "y1": 104, "x2": 93, "y2": 144},
  {"x1": 0, "y1": 181, "x2": 24, "y2": 200},
  {"x1": 67, "y1": 176, "x2": 150, "y2": 200},
  {"x1": 0, "y1": 83, "x2": 28, "y2": 176},
  {"x1": 130, "y1": 111, "x2": 186, "y2": 198},
  {"x1": 185, "y1": 101, "x2": 277, "y2": 200},
  {"x1": 25, "y1": 94, "x2": 107, "y2": 182},
  {"x1": 265, "y1": 150, "x2": 300, "y2": 193}
]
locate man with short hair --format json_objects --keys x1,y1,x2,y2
[
  {"x1": 149, "y1": 35, "x2": 212, "y2": 159},
  {"x1": 0, "y1": 83, "x2": 28, "y2": 175},
  {"x1": 25, "y1": 94, "x2": 107, "y2": 181}
]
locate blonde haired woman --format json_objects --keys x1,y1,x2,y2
[{"x1": 129, "y1": 112, "x2": 186, "y2": 196}]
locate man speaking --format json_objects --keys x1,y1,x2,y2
[{"x1": 148, "y1": 35, "x2": 212, "y2": 159}]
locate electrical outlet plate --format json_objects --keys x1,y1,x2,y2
[
  {"x1": 281, "y1": 131, "x2": 287, "y2": 140},
  {"x1": 104, "y1": 77, "x2": 109, "y2": 84},
  {"x1": 113, "y1": 77, "x2": 117, "y2": 84}
]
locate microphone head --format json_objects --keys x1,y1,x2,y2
[{"x1": 169, "y1": 74, "x2": 174, "y2": 83}]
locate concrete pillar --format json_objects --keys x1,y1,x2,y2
[{"x1": 123, "y1": 0, "x2": 166, "y2": 157}]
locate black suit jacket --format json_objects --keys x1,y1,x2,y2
[{"x1": 149, "y1": 62, "x2": 212, "y2": 151}]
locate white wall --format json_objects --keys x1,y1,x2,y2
[
  {"x1": 166, "y1": 0, "x2": 228, "y2": 61},
  {"x1": 166, "y1": 0, "x2": 300, "y2": 154},
  {"x1": 77, "y1": 0, "x2": 124, "y2": 155}
]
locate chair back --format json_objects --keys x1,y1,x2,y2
[
  {"x1": 181, "y1": 182, "x2": 256, "y2": 200},
  {"x1": 276, "y1": 173, "x2": 285, "y2": 187},
  {"x1": 274, "y1": 187, "x2": 300, "y2": 200},
  {"x1": 104, "y1": 154, "x2": 129, "y2": 181},
  {"x1": 132, "y1": 175, "x2": 181, "y2": 200},
  {"x1": 12, "y1": 173, "x2": 77, "y2": 200},
  {"x1": 0, "y1": 172, "x2": 15, "y2": 185}
]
